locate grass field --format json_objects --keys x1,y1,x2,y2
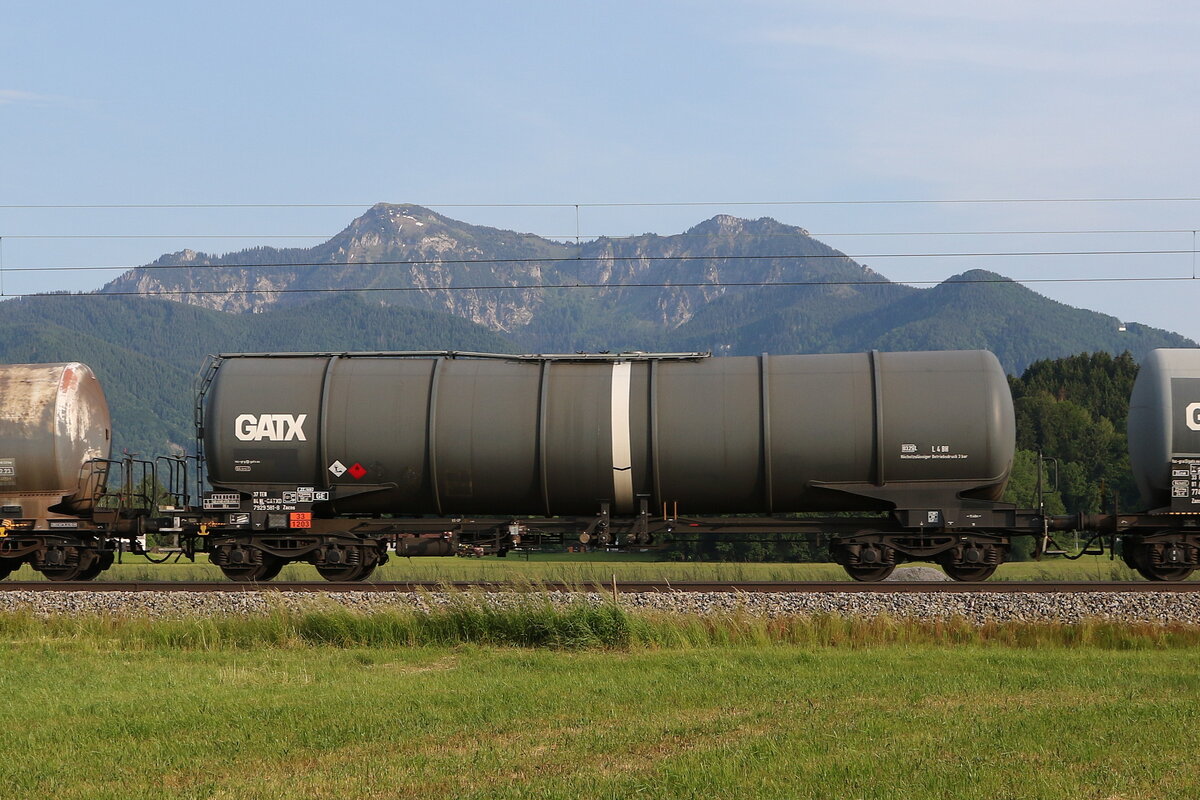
[
  {"x1": 1, "y1": 605, "x2": 1200, "y2": 799},
  {"x1": 0, "y1": 550, "x2": 1160, "y2": 583}
]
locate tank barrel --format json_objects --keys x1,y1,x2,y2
[
  {"x1": 0, "y1": 362, "x2": 111, "y2": 517},
  {"x1": 201, "y1": 349, "x2": 1016, "y2": 517}
]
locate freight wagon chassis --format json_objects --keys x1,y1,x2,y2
[
  {"x1": 0, "y1": 502, "x2": 185, "y2": 582},
  {"x1": 194, "y1": 502, "x2": 1072, "y2": 583},
  {"x1": 1072, "y1": 512, "x2": 1200, "y2": 582},
  {"x1": 0, "y1": 455, "x2": 197, "y2": 582},
  {"x1": 0, "y1": 530, "x2": 118, "y2": 581},
  {"x1": 1120, "y1": 532, "x2": 1200, "y2": 581},
  {"x1": 654, "y1": 512, "x2": 1052, "y2": 582},
  {"x1": 206, "y1": 531, "x2": 391, "y2": 582},
  {"x1": 203, "y1": 517, "x2": 549, "y2": 581}
]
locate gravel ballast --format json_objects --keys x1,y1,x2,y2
[{"x1": 1, "y1": 589, "x2": 1200, "y2": 625}]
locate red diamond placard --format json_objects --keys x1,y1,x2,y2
[{"x1": 347, "y1": 462, "x2": 367, "y2": 480}]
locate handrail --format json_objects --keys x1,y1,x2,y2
[{"x1": 210, "y1": 350, "x2": 711, "y2": 362}]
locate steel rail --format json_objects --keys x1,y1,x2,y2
[{"x1": 1, "y1": 581, "x2": 1199, "y2": 593}]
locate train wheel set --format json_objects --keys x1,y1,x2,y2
[
  {"x1": 206, "y1": 532, "x2": 391, "y2": 582},
  {"x1": 4, "y1": 348, "x2": 1200, "y2": 583}
]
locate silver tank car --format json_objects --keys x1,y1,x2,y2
[
  {"x1": 202, "y1": 350, "x2": 1014, "y2": 516},
  {"x1": 1128, "y1": 348, "x2": 1200, "y2": 509},
  {"x1": 0, "y1": 362, "x2": 111, "y2": 518}
]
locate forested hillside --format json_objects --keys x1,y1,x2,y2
[{"x1": 1003, "y1": 351, "x2": 1141, "y2": 515}]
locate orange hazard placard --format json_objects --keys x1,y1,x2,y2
[{"x1": 289, "y1": 512, "x2": 313, "y2": 529}]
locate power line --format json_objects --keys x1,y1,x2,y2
[
  {"x1": 0, "y1": 203, "x2": 561, "y2": 209},
  {"x1": 584, "y1": 198, "x2": 1200, "y2": 207},
  {"x1": 796, "y1": 229, "x2": 1200, "y2": 238},
  {"x1": 0, "y1": 248, "x2": 1196, "y2": 275},
  {"x1": 3, "y1": 227, "x2": 1198, "y2": 241},
  {"x1": 1, "y1": 234, "x2": 332, "y2": 240},
  {"x1": 2, "y1": 273, "x2": 1197, "y2": 300},
  {"x1": 4, "y1": 196, "x2": 1200, "y2": 210}
]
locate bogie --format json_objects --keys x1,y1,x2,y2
[
  {"x1": 311, "y1": 540, "x2": 386, "y2": 582},
  {"x1": 210, "y1": 542, "x2": 285, "y2": 583},
  {"x1": 38, "y1": 547, "x2": 101, "y2": 582},
  {"x1": 1122, "y1": 538, "x2": 1198, "y2": 582},
  {"x1": 207, "y1": 533, "x2": 388, "y2": 583}
]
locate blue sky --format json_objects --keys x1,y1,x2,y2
[{"x1": 3, "y1": 1, "x2": 1200, "y2": 338}]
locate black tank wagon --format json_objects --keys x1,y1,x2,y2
[
  {"x1": 195, "y1": 349, "x2": 1040, "y2": 581},
  {"x1": 15, "y1": 346, "x2": 1200, "y2": 583},
  {"x1": 1099, "y1": 348, "x2": 1200, "y2": 580}
]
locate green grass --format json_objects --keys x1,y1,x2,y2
[
  {"x1": 5, "y1": 600, "x2": 1200, "y2": 650},
  {"x1": 1, "y1": 605, "x2": 1200, "y2": 798},
  {"x1": 991, "y1": 556, "x2": 1145, "y2": 581},
  {"x1": 0, "y1": 549, "x2": 1167, "y2": 582}
]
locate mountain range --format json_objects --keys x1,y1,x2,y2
[
  {"x1": 0, "y1": 203, "x2": 1192, "y2": 454},
  {"x1": 103, "y1": 203, "x2": 1191, "y2": 364}
]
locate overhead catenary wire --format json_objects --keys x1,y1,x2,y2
[
  {"x1": 4, "y1": 227, "x2": 1200, "y2": 240},
  {"x1": 2, "y1": 234, "x2": 335, "y2": 240},
  {"x1": 2, "y1": 197, "x2": 1196, "y2": 296},
  {"x1": 3, "y1": 273, "x2": 1200, "y2": 300},
  {"x1": 5, "y1": 196, "x2": 1200, "y2": 209},
  {"x1": 1, "y1": 248, "x2": 1198, "y2": 274}
]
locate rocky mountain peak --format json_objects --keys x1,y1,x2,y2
[
  {"x1": 147, "y1": 248, "x2": 205, "y2": 266},
  {"x1": 100, "y1": 205, "x2": 885, "y2": 334},
  {"x1": 82, "y1": 204, "x2": 1197, "y2": 375},
  {"x1": 340, "y1": 203, "x2": 447, "y2": 242},
  {"x1": 320, "y1": 203, "x2": 473, "y2": 264},
  {"x1": 684, "y1": 214, "x2": 748, "y2": 237},
  {"x1": 682, "y1": 214, "x2": 813, "y2": 242}
]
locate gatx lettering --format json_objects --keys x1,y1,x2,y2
[
  {"x1": 1187, "y1": 403, "x2": 1200, "y2": 432},
  {"x1": 235, "y1": 414, "x2": 308, "y2": 442}
]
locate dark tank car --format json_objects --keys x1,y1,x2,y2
[
  {"x1": 195, "y1": 349, "x2": 1026, "y2": 581},
  {"x1": 12, "y1": 347, "x2": 1200, "y2": 584}
]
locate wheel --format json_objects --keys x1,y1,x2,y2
[
  {"x1": 41, "y1": 550, "x2": 100, "y2": 582},
  {"x1": 1126, "y1": 543, "x2": 1195, "y2": 582},
  {"x1": 314, "y1": 542, "x2": 380, "y2": 582},
  {"x1": 941, "y1": 564, "x2": 997, "y2": 582},
  {"x1": 219, "y1": 556, "x2": 285, "y2": 583},
  {"x1": 1130, "y1": 553, "x2": 1194, "y2": 582},
  {"x1": 1137, "y1": 565, "x2": 1194, "y2": 581},
  {"x1": 218, "y1": 554, "x2": 285, "y2": 582},
  {"x1": 1138, "y1": 566, "x2": 1195, "y2": 581},
  {"x1": 75, "y1": 560, "x2": 105, "y2": 581},
  {"x1": 259, "y1": 559, "x2": 286, "y2": 581},
  {"x1": 75, "y1": 550, "x2": 116, "y2": 581},
  {"x1": 214, "y1": 545, "x2": 285, "y2": 582},
  {"x1": 843, "y1": 564, "x2": 895, "y2": 582},
  {"x1": 316, "y1": 562, "x2": 376, "y2": 582}
]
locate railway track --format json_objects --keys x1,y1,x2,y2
[{"x1": 1, "y1": 580, "x2": 1198, "y2": 593}]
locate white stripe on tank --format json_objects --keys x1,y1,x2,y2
[{"x1": 610, "y1": 361, "x2": 634, "y2": 514}]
